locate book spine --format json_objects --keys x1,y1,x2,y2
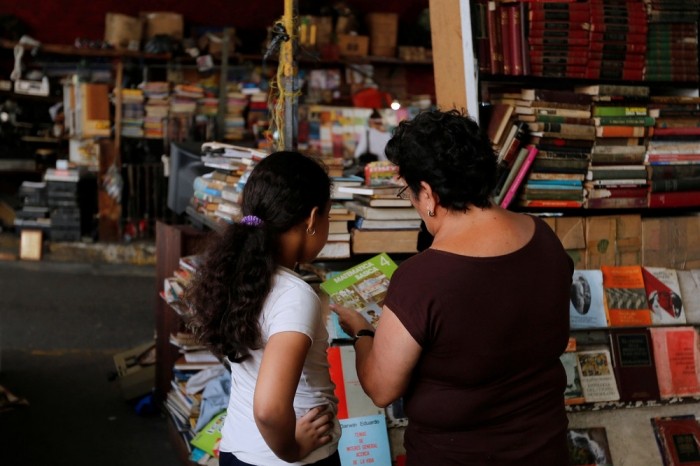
[
  {"x1": 510, "y1": 4, "x2": 523, "y2": 76},
  {"x1": 500, "y1": 145, "x2": 539, "y2": 208},
  {"x1": 487, "y1": 1, "x2": 503, "y2": 74},
  {"x1": 648, "y1": 190, "x2": 700, "y2": 208},
  {"x1": 650, "y1": 177, "x2": 700, "y2": 193},
  {"x1": 500, "y1": 4, "x2": 512, "y2": 75}
]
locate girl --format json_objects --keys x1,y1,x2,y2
[{"x1": 185, "y1": 151, "x2": 340, "y2": 466}]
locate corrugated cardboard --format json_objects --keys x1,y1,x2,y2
[
  {"x1": 585, "y1": 216, "x2": 617, "y2": 269},
  {"x1": 338, "y1": 34, "x2": 369, "y2": 57},
  {"x1": 542, "y1": 216, "x2": 586, "y2": 268},
  {"x1": 615, "y1": 215, "x2": 642, "y2": 265},
  {"x1": 642, "y1": 216, "x2": 700, "y2": 269},
  {"x1": 113, "y1": 342, "x2": 156, "y2": 399},
  {"x1": 104, "y1": 13, "x2": 142, "y2": 50},
  {"x1": 141, "y1": 12, "x2": 184, "y2": 40}
]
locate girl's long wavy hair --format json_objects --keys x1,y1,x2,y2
[{"x1": 183, "y1": 151, "x2": 331, "y2": 362}]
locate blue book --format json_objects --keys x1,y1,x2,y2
[{"x1": 338, "y1": 414, "x2": 392, "y2": 466}]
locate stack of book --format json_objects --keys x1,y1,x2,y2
[
  {"x1": 646, "y1": 94, "x2": 700, "y2": 207},
  {"x1": 13, "y1": 181, "x2": 50, "y2": 235},
  {"x1": 141, "y1": 81, "x2": 170, "y2": 140},
  {"x1": 587, "y1": 0, "x2": 647, "y2": 81},
  {"x1": 171, "y1": 83, "x2": 204, "y2": 115},
  {"x1": 318, "y1": 203, "x2": 355, "y2": 260},
  {"x1": 224, "y1": 89, "x2": 248, "y2": 141},
  {"x1": 44, "y1": 167, "x2": 82, "y2": 242},
  {"x1": 645, "y1": 0, "x2": 700, "y2": 82},
  {"x1": 528, "y1": 1, "x2": 591, "y2": 79},
  {"x1": 577, "y1": 84, "x2": 651, "y2": 209},
  {"x1": 120, "y1": 88, "x2": 145, "y2": 138},
  {"x1": 344, "y1": 196, "x2": 421, "y2": 255}
]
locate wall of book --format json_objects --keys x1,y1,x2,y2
[{"x1": 473, "y1": 0, "x2": 700, "y2": 211}]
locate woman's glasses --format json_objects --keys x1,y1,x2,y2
[{"x1": 396, "y1": 185, "x2": 410, "y2": 200}]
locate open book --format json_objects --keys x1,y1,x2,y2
[{"x1": 320, "y1": 253, "x2": 398, "y2": 341}]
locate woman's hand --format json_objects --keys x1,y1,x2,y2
[
  {"x1": 329, "y1": 303, "x2": 374, "y2": 337},
  {"x1": 295, "y1": 406, "x2": 334, "y2": 459}
]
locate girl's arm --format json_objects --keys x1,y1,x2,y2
[
  {"x1": 254, "y1": 331, "x2": 333, "y2": 462},
  {"x1": 331, "y1": 304, "x2": 421, "y2": 407}
]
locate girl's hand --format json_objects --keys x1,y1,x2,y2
[
  {"x1": 329, "y1": 303, "x2": 374, "y2": 337},
  {"x1": 295, "y1": 406, "x2": 334, "y2": 459}
]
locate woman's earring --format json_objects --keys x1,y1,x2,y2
[
  {"x1": 306, "y1": 227, "x2": 316, "y2": 236},
  {"x1": 428, "y1": 209, "x2": 435, "y2": 217}
]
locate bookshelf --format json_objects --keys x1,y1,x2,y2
[{"x1": 428, "y1": 1, "x2": 700, "y2": 464}]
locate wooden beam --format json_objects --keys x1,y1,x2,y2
[{"x1": 429, "y1": 0, "x2": 479, "y2": 122}]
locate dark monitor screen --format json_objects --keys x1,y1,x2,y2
[{"x1": 167, "y1": 141, "x2": 210, "y2": 215}]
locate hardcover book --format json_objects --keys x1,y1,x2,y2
[
  {"x1": 576, "y1": 347, "x2": 621, "y2": 403},
  {"x1": 649, "y1": 327, "x2": 700, "y2": 399},
  {"x1": 609, "y1": 328, "x2": 661, "y2": 402},
  {"x1": 569, "y1": 269, "x2": 608, "y2": 329},
  {"x1": 651, "y1": 415, "x2": 700, "y2": 466},
  {"x1": 601, "y1": 265, "x2": 653, "y2": 327},
  {"x1": 642, "y1": 267, "x2": 687, "y2": 325}
]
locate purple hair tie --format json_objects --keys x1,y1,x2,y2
[{"x1": 240, "y1": 215, "x2": 264, "y2": 227}]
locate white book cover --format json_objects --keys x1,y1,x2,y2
[
  {"x1": 642, "y1": 267, "x2": 686, "y2": 325},
  {"x1": 576, "y1": 348, "x2": 620, "y2": 403},
  {"x1": 570, "y1": 270, "x2": 608, "y2": 329},
  {"x1": 678, "y1": 270, "x2": 700, "y2": 325}
]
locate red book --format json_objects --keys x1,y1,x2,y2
[
  {"x1": 586, "y1": 196, "x2": 647, "y2": 209},
  {"x1": 529, "y1": 20, "x2": 588, "y2": 32},
  {"x1": 654, "y1": 127, "x2": 700, "y2": 137},
  {"x1": 650, "y1": 327, "x2": 700, "y2": 399},
  {"x1": 650, "y1": 416, "x2": 700, "y2": 466},
  {"x1": 648, "y1": 190, "x2": 700, "y2": 208},
  {"x1": 529, "y1": 9, "x2": 589, "y2": 22},
  {"x1": 499, "y1": 3, "x2": 512, "y2": 75},
  {"x1": 509, "y1": 3, "x2": 523, "y2": 76},
  {"x1": 487, "y1": 0, "x2": 503, "y2": 74}
]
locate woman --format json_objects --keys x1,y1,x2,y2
[
  {"x1": 185, "y1": 151, "x2": 340, "y2": 466},
  {"x1": 331, "y1": 109, "x2": 574, "y2": 465}
]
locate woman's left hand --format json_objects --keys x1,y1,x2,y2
[{"x1": 329, "y1": 303, "x2": 374, "y2": 337}]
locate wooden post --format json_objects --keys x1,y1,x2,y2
[
  {"x1": 429, "y1": 0, "x2": 479, "y2": 122},
  {"x1": 280, "y1": 0, "x2": 298, "y2": 150}
]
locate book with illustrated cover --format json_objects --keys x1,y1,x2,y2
[
  {"x1": 567, "y1": 427, "x2": 614, "y2": 466},
  {"x1": 561, "y1": 348, "x2": 585, "y2": 406},
  {"x1": 601, "y1": 265, "x2": 652, "y2": 327},
  {"x1": 190, "y1": 410, "x2": 226, "y2": 458},
  {"x1": 649, "y1": 327, "x2": 700, "y2": 399},
  {"x1": 651, "y1": 415, "x2": 700, "y2": 466},
  {"x1": 642, "y1": 267, "x2": 686, "y2": 325},
  {"x1": 320, "y1": 253, "x2": 398, "y2": 341},
  {"x1": 570, "y1": 269, "x2": 608, "y2": 329},
  {"x1": 576, "y1": 348, "x2": 621, "y2": 403},
  {"x1": 678, "y1": 270, "x2": 700, "y2": 325}
]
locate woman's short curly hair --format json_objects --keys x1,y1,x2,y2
[{"x1": 385, "y1": 109, "x2": 498, "y2": 210}]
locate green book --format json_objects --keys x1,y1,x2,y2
[{"x1": 190, "y1": 410, "x2": 226, "y2": 457}]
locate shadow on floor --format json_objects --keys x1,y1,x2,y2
[{"x1": 0, "y1": 260, "x2": 181, "y2": 466}]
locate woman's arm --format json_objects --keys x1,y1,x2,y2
[
  {"x1": 254, "y1": 331, "x2": 333, "y2": 462},
  {"x1": 331, "y1": 304, "x2": 422, "y2": 407}
]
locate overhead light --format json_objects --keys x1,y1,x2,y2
[{"x1": 390, "y1": 99, "x2": 401, "y2": 111}]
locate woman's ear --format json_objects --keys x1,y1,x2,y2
[{"x1": 420, "y1": 181, "x2": 439, "y2": 205}]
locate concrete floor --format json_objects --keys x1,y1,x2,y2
[{"x1": 0, "y1": 259, "x2": 181, "y2": 466}]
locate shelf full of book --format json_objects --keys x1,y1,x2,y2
[{"x1": 469, "y1": 0, "x2": 700, "y2": 213}]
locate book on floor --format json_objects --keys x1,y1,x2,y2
[
  {"x1": 567, "y1": 427, "x2": 614, "y2": 466},
  {"x1": 650, "y1": 415, "x2": 700, "y2": 466}
]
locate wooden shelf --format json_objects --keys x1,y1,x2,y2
[{"x1": 0, "y1": 39, "x2": 170, "y2": 60}]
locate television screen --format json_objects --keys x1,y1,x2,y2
[{"x1": 167, "y1": 142, "x2": 210, "y2": 215}]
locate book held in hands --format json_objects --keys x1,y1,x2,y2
[{"x1": 320, "y1": 253, "x2": 398, "y2": 341}]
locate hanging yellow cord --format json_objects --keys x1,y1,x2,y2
[{"x1": 269, "y1": 0, "x2": 301, "y2": 151}]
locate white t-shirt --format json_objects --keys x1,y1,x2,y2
[{"x1": 220, "y1": 267, "x2": 341, "y2": 465}]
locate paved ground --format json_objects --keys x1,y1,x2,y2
[{"x1": 0, "y1": 260, "x2": 181, "y2": 466}]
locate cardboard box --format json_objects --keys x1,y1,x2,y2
[
  {"x1": 585, "y1": 216, "x2": 617, "y2": 269},
  {"x1": 642, "y1": 216, "x2": 700, "y2": 269},
  {"x1": 615, "y1": 215, "x2": 642, "y2": 265},
  {"x1": 113, "y1": 342, "x2": 156, "y2": 400},
  {"x1": 542, "y1": 216, "x2": 586, "y2": 268},
  {"x1": 104, "y1": 13, "x2": 142, "y2": 50},
  {"x1": 141, "y1": 12, "x2": 184, "y2": 40},
  {"x1": 337, "y1": 34, "x2": 369, "y2": 57},
  {"x1": 366, "y1": 13, "x2": 398, "y2": 57}
]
